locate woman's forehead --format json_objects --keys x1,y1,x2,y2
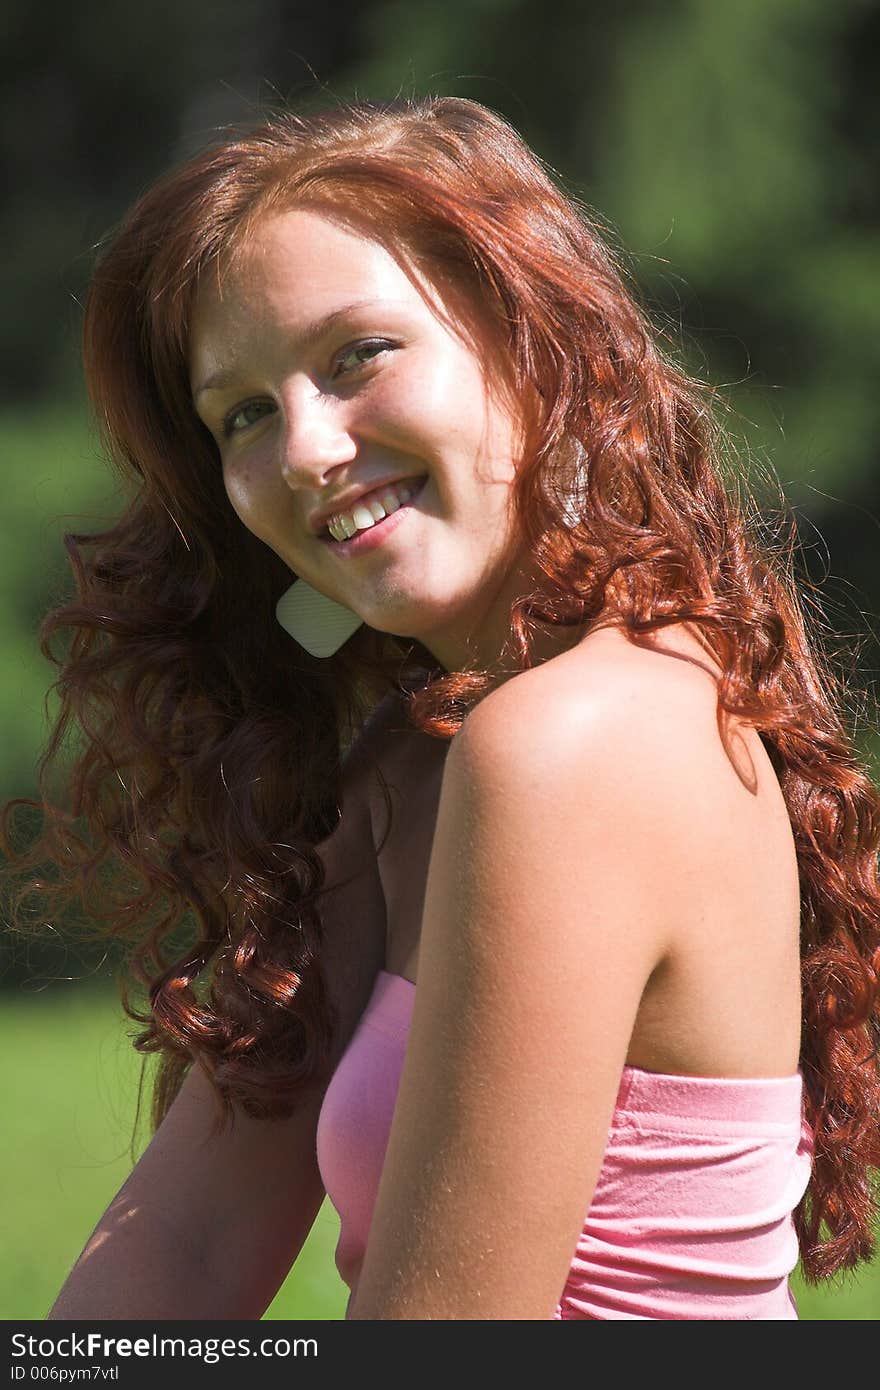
[
  {"x1": 199, "y1": 210, "x2": 424, "y2": 320},
  {"x1": 188, "y1": 207, "x2": 497, "y2": 376}
]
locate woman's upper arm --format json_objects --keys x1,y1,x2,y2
[{"x1": 348, "y1": 677, "x2": 683, "y2": 1320}]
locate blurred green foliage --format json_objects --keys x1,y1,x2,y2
[
  {"x1": 0, "y1": 409, "x2": 120, "y2": 796},
  {"x1": 3, "y1": 0, "x2": 878, "y2": 1323}
]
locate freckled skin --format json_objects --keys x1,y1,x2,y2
[{"x1": 189, "y1": 208, "x2": 546, "y2": 675}]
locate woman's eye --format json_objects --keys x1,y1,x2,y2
[
  {"x1": 222, "y1": 400, "x2": 273, "y2": 438},
  {"x1": 333, "y1": 339, "x2": 394, "y2": 378},
  {"x1": 217, "y1": 340, "x2": 394, "y2": 438}
]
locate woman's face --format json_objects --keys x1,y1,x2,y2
[{"x1": 189, "y1": 207, "x2": 535, "y2": 672}]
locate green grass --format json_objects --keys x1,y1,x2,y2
[{"x1": 3, "y1": 983, "x2": 877, "y2": 1321}]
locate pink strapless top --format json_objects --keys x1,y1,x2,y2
[{"x1": 315, "y1": 970, "x2": 814, "y2": 1319}]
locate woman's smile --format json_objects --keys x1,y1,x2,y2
[{"x1": 317, "y1": 475, "x2": 430, "y2": 557}]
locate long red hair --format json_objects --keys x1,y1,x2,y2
[{"x1": 2, "y1": 96, "x2": 878, "y2": 1281}]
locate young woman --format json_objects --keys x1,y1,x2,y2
[{"x1": 6, "y1": 95, "x2": 879, "y2": 1320}]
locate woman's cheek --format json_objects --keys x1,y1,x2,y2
[{"x1": 223, "y1": 461, "x2": 281, "y2": 541}]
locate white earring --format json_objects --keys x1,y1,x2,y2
[{"x1": 275, "y1": 579, "x2": 364, "y2": 658}]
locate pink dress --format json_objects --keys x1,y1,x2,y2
[{"x1": 315, "y1": 970, "x2": 814, "y2": 1319}]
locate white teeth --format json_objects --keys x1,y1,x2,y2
[
  {"x1": 351, "y1": 503, "x2": 375, "y2": 530},
  {"x1": 327, "y1": 478, "x2": 423, "y2": 542}
]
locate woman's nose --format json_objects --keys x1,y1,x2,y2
[{"x1": 276, "y1": 390, "x2": 358, "y2": 487}]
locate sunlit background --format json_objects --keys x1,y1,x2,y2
[{"x1": 2, "y1": 0, "x2": 878, "y2": 1320}]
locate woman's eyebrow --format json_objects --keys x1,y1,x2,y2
[{"x1": 192, "y1": 298, "x2": 391, "y2": 403}]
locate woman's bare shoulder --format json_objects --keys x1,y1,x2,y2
[
  {"x1": 523, "y1": 618, "x2": 726, "y2": 703},
  {"x1": 495, "y1": 618, "x2": 757, "y2": 778}
]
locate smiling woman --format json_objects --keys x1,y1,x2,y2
[
  {"x1": 187, "y1": 206, "x2": 533, "y2": 669},
  {"x1": 3, "y1": 95, "x2": 880, "y2": 1321}
]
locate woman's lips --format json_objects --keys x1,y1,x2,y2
[{"x1": 318, "y1": 476, "x2": 428, "y2": 557}]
